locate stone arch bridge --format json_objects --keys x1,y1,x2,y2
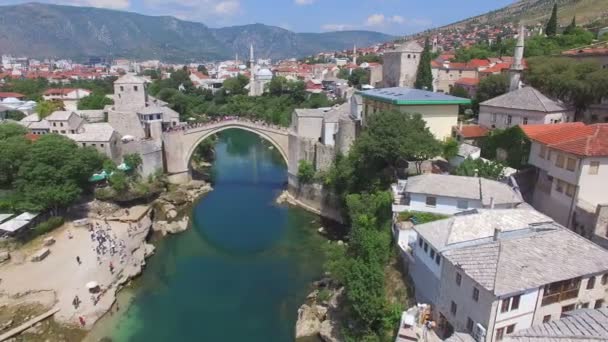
[{"x1": 163, "y1": 119, "x2": 292, "y2": 183}]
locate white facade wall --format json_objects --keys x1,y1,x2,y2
[
  {"x1": 404, "y1": 193, "x2": 482, "y2": 215},
  {"x1": 578, "y1": 157, "x2": 608, "y2": 208},
  {"x1": 410, "y1": 235, "x2": 442, "y2": 304},
  {"x1": 479, "y1": 105, "x2": 572, "y2": 130},
  {"x1": 291, "y1": 113, "x2": 323, "y2": 140},
  {"x1": 322, "y1": 121, "x2": 338, "y2": 146},
  {"x1": 491, "y1": 289, "x2": 538, "y2": 341}
]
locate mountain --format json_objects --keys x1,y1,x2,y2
[
  {"x1": 435, "y1": 0, "x2": 608, "y2": 31},
  {"x1": 0, "y1": 3, "x2": 393, "y2": 62}
]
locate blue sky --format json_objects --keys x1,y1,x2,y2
[{"x1": 2, "y1": 0, "x2": 516, "y2": 34}]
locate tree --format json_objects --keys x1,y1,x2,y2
[
  {"x1": 109, "y1": 170, "x2": 129, "y2": 193},
  {"x1": 414, "y1": 37, "x2": 433, "y2": 90},
  {"x1": 197, "y1": 65, "x2": 209, "y2": 75},
  {"x1": 474, "y1": 74, "x2": 508, "y2": 112},
  {"x1": 297, "y1": 160, "x2": 315, "y2": 184},
  {"x1": 124, "y1": 153, "x2": 143, "y2": 171},
  {"x1": 0, "y1": 135, "x2": 30, "y2": 186},
  {"x1": 442, "y1": 138, "x2": 459, "y2": 160},
  {"x1": 5, "y1": 110, "x2": 25, "y2": 121},
  {"x1": 453, "y1": 158, "x2": 506, "y2": 180},
  {"x1": 545, "y1": 4, "x2": 558, "y2": 37},
  {"x1": 223, "y1": 74, "x2": 249, "y2": 95},
  {"x1": 0, "y1": 122, "x2": 27, "y2": 140},
  {"x1": 36, "y1": 100, "x2": 64, "y2": 118},
  {"x1": 563, "y1": 16, "x2": 576, "y2": 35},
  {"x1": 78, "y1": 93, "x2": 113, "y2": 110},
  {"x1": 337, "y1": 68, "x2": 350, "y2": 80},
  {"x1": 348, "y1": 68, "x2": 370, "y2": 89},
  {"x1": 13, "y1": 134, "x2": 105, "y2": 214}
]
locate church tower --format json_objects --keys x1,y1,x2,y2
[{"x1": 509, "y1": 25, "x2": 525, "y2": 92}]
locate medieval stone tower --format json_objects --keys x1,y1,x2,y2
[
  {"x1": 113, "y1": 74, "x2": 148, "y2": 112},
  {"x1": 382, "y1": 41, "x2": 424, "y2": 88}
]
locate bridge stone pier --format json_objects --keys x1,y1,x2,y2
[{"x1": 163, "y1": 119, "x2": 292, "y2": 183}]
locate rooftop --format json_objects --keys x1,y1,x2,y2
[
  {"x1": 46, "y1": 110, "x2": 78, "y2": 121},
  {"x1": 480, "y1": 86, "x2": 566, "y2": 112},
  {"x1": 457, "y1": 124, "x2": 489, "y2": 138},
  {"x1": 294, "y1": 108, "x2": 325, "y2": 118},
  {"x1": 506, "y1": 308, "x2": 608, "y2": 341},
  {"x1": 521, "y1": 123, "x2": 608, "y2": 157},
  {"x1": 115, "y1": 73, "x2": 147, "y2": 84},
  {"x1": 415, "y1": 209, "x2": 608, "y2": 296},
  {"x1": 405, "y1": 174, "x2": 521, "y2": 206},
  {"x1": 66, "y1": 123, "x2": 116, "y2": 142},
  {"x1": 359, "y1": 88, "x2": 471, "y2": 105}
]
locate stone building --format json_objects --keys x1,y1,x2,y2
[{"x1": 382, "y1": 41, "x2": 423, "y2": 88}]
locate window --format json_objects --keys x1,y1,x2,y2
[
  {"x1": 581, "y1": 302, "x2": 589, "y2": 308},
  {"x1": 506, "y1": 324, "x2": 516, "y2": 334},
  {"x1": 587, "y1": 276, "x2": 595, "y2": 289},
  {"x1": 523, "y1": 117, "x2": 528, "y2": 125},
  {"x1": 566, "y1": 157, "x2": 576, "y2": 171},
  {"x1": 92, "y1": 144, "x2": 96, "y2": 147},
  {"x1": 60, "y1": 130, "x2": 65, "y2": 134},
  {"x1": 466, "y1": 318, "x2": 474, "y2": 333},
  {"x1": 542, "y1": 278, "x2": 581, "y2": 306},
  {"x1": 496, "y1": 327, "x2": 505, "y2": 341},
  {"x1": 120, "y1": 86, "x2": 124, "y2": 91},
  {"x1": 492, "y1": 113, "x2": 497, "y2": 123},
  {"x1": 542, "y1": 315, "x2": 551, "y2": 323},
  {"x1": 60, "y1": 122, "x2": 64, "y2": 127},
  {"x1": 472, "y1": 287, "x2": 479, "y2": 301},
  {"x1": 457, "y1": 200, "x2": 468, "y2": 209},
  {"x1": 70, "y1": 130, "x2": 75, "y2": 134},
  {"x1": 539, "y1": 145, "x2": 547, "y2": 159},
  {"x1": 601, "y1": 273, "x2": 608, "y2": 285},
  {"x1": 589, "y1": 161, "x2": 600, "y2": 175},
  {"x1": 430, "y1": 249, "x2": 435, "y2": 259},
  {"x1": 426, "y1": 196, "x2": 437, "y2": 207},
  {"x1": 565, "y1": 184, "x2": 575, "y2": 198},
  {"x1": 506, "y1": 115, "x2": 512, "y2": 125},
  {"x1": 435, "y1": 254, "x2": 441, "y2": 265},
  {"x1": 407, "y1": 54, "x2": 411, "y2": 58},
  {"x1": 53, "y1": 122, "x2": 57, "y2": 127},
  {"x1": 82, "y1": 143, "x2": 86, "y2": 147},
  {"x1": 450, "y1": 301, "x2": 457, "y2": 315},
  {"x1": 418, "y1": 237, "x2": 423, "y2": 247},
  {"x1": 595, "y1": 299, "x2": 604, "y2": 309},
  {"x1": 134, "y1": 86, "x2": 138, "y2": 91},
  {"x1": 423, "y1": 242, "x2": 428, "y2": 252},
  {"x1": 100, "y1": 144, "x2": 104, "y2": 147},
  {"x1": 555, "y1": 179, "x2": 564, "y2": 193},
  {"x1": 556, "y1": 154, "x2": 565, "y2": 168},
  {"x1": 511, "y1": 295, "x2": 520, "y2": 310},
  {"x1": 561, "y1": 304, "x2": 575, "y2": 317},
  {"x1": 456, "y1": 273, "x2": 462, "y2": 286},
  {"x1": 501, "y1": 298, "x2": 510, "y2": 313}
]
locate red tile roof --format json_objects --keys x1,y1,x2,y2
[
  {"x1": 480, "y1": 62, "x2": 511, "y2": 74},
  {"x1": 455, "y1": 77, "x2": 480, "y2": 86},
  {"x1": 520, "y1": 123, "x2": 608, "y2": 156},
  {"x1": 25, "y1": 133, "x2": 41, "y2": 141},
  {"x1": 0, "y1": 92, "x2": 25, "y2": 98},
  {"x1": 468, "y1": 59, "x2": 491, "y2": 68},
  {"x1": 457, "y1": 124, "x2": 489, "y2": 138}
]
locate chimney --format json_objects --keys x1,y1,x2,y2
[
  {"x1": 493, "y1": 227, "x2": 501, "y2": 241},
  {"x1": 490, "y1": 197, "x2": 495, "y2": 209}
]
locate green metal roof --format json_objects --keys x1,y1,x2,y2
[{"x1": 358, "y1": 87, "x2": 471, "y2": 105}]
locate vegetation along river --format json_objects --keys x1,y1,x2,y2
[{"x1": 87, "y1": 129, "x2": 327, "y2": 341}]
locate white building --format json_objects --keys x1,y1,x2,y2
[
  {"x1": 66, "y1": 123, "x2": 121, "y2": 162},
  {"x1": 521, "y1": 123, "x2": 608, "y2": 248},
  {"x1": 478, "y1": 87, "x2": 572, "y2": 130},
  {"x1": 42, "y1": 88, "x2": 91, "y2": 111},
  {"x1": 407, "y1": 209, "x2": 608, "y2": 342},
  {"x1": 392, "y1": 174, "x2": 523, "y2": 215}
]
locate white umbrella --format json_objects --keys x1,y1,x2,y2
[{"x1": 86, "y1": 281, "x2": 99, "y2": 289}]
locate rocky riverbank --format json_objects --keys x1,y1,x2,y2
[{"x1": 296, "y1": 278, "x2": 344, "y2": 342}]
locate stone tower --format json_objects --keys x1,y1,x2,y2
[
  {"x1": 382, "y1": 41, "x2": 424, "y2": 88},
  {"x1": 509, "y1": 25, "x2": 526, "y2": 92},
  {"x1": 114, "y1": 74, "x2": 147, "y2": 112}
]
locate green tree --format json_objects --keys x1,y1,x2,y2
[
  {"x1": 14, "y1": 134, "x2": 105, "y2": 214},
  {"x1": 348, "y1": 69, "x2": 370, "y2": 89},
  {"x1": 123, "y1": 153, "x2": 143, "y2": 171},
  {"x1": 0, "y1": 135, "x2": 30, "y2": 186},
  {"x1": 545, "y1": 4, "x2": 558, "y2": 37},
  {"x1": 77, "y1": 93, "x2": 113, "y2": 110},
  {"x1": 474, "y1": 74, "x2": 508, "y2": 112},
  {"x1": 0, "y1": 122, "x2": 27, "y2": 140},
  {"x1": 414, "y1": 37, "x2": 433, "y2": 90},
  {"x1": 223, "y1": 74, "x2": 250, "y2": 95},
  {"x1": 442, "y1": 138, "x2": 459, "y2": 160},
  {"x1": 297, "y1": 160, "x2": 315, "y2": 184},
  {"x1": 36, "y1": 100, "x2": 64, "y2": 119},
  {"x1": 453, "y1": 158, "x2": 506, "y2": 180},
  {"x1": 337, "y1": 68, "x2": 350, "y2": 80},
  {"x1": 197, "y1": 65, "x2": 209, "y2": 75},
  {"x1": 563, "y1": 16, "x2": 576, "y2": 35},
  {"x1": 109, "y1": 170, "x2": 129, "y2": 193}
]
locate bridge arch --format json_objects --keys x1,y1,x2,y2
[{"x1": 184, "y1": 124, "x2": 289, "y2": 167}]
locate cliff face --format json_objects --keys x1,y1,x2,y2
[{"x1": 0, "y1": 3, "x2": 393, "y2": 62}]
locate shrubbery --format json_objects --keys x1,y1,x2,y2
[{"x1": 33, "y1": 216, "x2": 64, "y2": 236}]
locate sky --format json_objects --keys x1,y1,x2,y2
[{"x1": 1, "y1": 0, "x2": 516, "y2": 35}]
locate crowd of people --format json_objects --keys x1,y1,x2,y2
[
  {"x1": 89, "y1": 221, "x2": 128, "y2": 267},
  {"x1": 163, "y1": 115, "x2": 287, "y2": 133}
]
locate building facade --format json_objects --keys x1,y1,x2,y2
[{"x1": 382, "y1": 41, "x2": 423, "y2": 88}]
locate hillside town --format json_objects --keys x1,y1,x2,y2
[{"x1": 1, "y1": 1, "x2": 608, "y2": 342}]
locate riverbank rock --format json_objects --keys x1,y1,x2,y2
[
  {"x1": 295, "y1": 304, "x2": 323, "y2": 338},
  {"x1": 319, "y1": 319, "x2": 341, "y2": 342},
  {"x1": 152, "y1": 217, "x2": 190, "y2": 236},
  {"x1": 158, "y1": 180, "x2": 213, "y2": 207},
  {"x1": 0, "y1": 250, "x2": 10, "y2": 263}
]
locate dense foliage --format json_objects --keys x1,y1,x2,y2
[
  {"x1": 414, "y1": 38, "x2": 433, "y2": 91},
  {"x1": 297, "y1": 160, "x2": 316, "y2": 184},
  {"x1": 453, "y1": 158, "x2": 506, "y2": 180},
  {"x1": 77, "y1": 92, "x2": 114, "y2": 110},
  {"x1": 545, "y1": 4, "x2": 558, "y2": 37},
  {"x1": 479, "y1": 126, "x2": 531, "y2": 169},
  {"x1": 0, "y1": 125, "x2": 106, "y2": 214}
]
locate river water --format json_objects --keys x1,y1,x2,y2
[{"x1": 87, "y1": 129, "x2": 326, "y2": 341}]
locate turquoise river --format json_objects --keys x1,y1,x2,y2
[{"x1": 87, "y1": 129, "x2": 327, "y2": 341}]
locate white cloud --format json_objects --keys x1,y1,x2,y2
[
  {"x1": 60, "y1": 0, "x2": 130, "y2": 9},
  {"x1": 213, "y1": 0, "x2": 239, "y2": 14},
  {"x1": 294, "y1": 0, "x2": 315, "y2": 4},
  {"x1": 321, "y1": 23, "x2": 354, "y2": 31},
  {"x1": 365, "y1": 14, "x2": 385, "y2": 27},
  {"x1": 389, "y1": 15, "x2": 404, "y2": 24}
]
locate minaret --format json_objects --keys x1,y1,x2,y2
[
  {"x1": 249, "y1": 43, "x2": 255, "y2": 68},
  {"x1": 509, "y1": 25, "x2": 525, "y2": 92},
  {"x1": 353, "y1": 44, "x2": 357, "y2": 65}
]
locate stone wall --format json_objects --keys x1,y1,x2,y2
[
  {"x1": 108, "y1": 110, "x2": 146, "y2": 139},
  {"x1": 314, "y1": 142, "x2": 335, "y2": 173},
  {"x1": 121, "y1": 139, "x2": 164, "y2": 178},
  {"x1": 287, "y1": 181, "x2": 343, "y2": 223},
  {"x1": 335, "y1": 117, "x2": 357, "y2": 156}
]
